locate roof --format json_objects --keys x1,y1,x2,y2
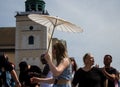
[{"x1": 0, "y1": 27, "x2": 15, "y2": 48}]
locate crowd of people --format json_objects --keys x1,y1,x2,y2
[
  {"x1": 0, "y1": 42, "x2": 120, "y2": 87},
  {"x1": 72, "y1": 53, "x2": 119, "y2": 87}
]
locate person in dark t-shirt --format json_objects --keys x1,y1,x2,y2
[
  {"x1": 102, "y1": 54, "x2": 119, "y2": 87},
  {"x1": 72, "y1": 53, "x2": 106, "y2": 87}
]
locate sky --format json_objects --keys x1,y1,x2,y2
[{"x1": 0, "y1": 0, "x2": 120, "y2": 71}]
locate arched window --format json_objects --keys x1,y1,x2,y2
[{"x1": 28, "y1": 36, "x2": 34, "y2": 45}]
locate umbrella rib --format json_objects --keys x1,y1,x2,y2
[
  {"x1": 35, "y1": 19, "x2": 52, "y2": 27},
  {"x1": 30, "y1": 17, "x2": 54, "y2": 31},
  {"x1": 66, "y1": 24, "x2": 75, "y2": 32},
  {"x1": 62, "y1": 24, "x2": 73, "y2": 32},
  {"x1": 49, "y1": 24, "x2": 53, "y2": 30},
  {"x1": 41, "y1": 20, "x2": 51, "y2": 26},
  {"x1": 32, "y1": 18, "x2": 46, "y2": 23},
  {"x1": 46, "y1": 18, "x2": 56, "y2": 26},
  {"x1": 66, "y1": 23, "x2": 79, "y2": 32},
  {"x1": 57, "y1": 25, "x2": 64, "y2": 32}
]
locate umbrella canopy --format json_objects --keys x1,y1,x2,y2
[
  {"x1": 28, "y1": 14, "x2": 83, "y2": 32},
  {"x1": 28, "y1": 14, "x2": 83, "y2": 51}
]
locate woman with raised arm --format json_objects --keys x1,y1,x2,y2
[{"x1": 31, "y1": 42, "x2": 72, "y2": 87}]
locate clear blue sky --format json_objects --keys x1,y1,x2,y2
[{"x1": 0, "y1": 0, "x2": 120, "y2": 71}]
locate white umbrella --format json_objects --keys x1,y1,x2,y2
[{"x1": 28, "y1": 14, "x2": 83, "y2": 51}]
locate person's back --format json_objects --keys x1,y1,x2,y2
[
  {"x1": 28, "y1": 65, "x2": 42, "y2": 78},
  {"x1": 6, "y1": 61, "x2": 15, "y2": 87},
  {"x1": 6, "y1": 71, "x2": 15, "y2": 87}
]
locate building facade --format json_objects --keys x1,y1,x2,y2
[{"x1": 0, "y1": 0, "x2": 67, "y2": 73}]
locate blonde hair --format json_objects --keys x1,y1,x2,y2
[{"x1": 53, "y1": 42, "x2": 68, "y2": 65}]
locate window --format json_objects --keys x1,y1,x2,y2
[
  {"x1": 38, "y1": 5, "x2": 42, "y2": 11},
  {"x1": 29, "y1": 26, "x2": 33, "y2": 30},
  {"x1": 31, "y1": 4, "x2": 36, "y2": 11},
  {"x1": 28, "y1": 36, "x2": 34, "y2": 45}
]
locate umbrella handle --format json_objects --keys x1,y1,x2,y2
[
  {"x1": 47, "y1": 18, "x2": 57, "y2": 52},
  {"x1": 47, "y1": 26, "x2": 56, "y2": 52}
]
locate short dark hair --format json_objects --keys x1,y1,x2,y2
[
  {"x1": 104, "y1": 54, "x2": 112, "y2": 59},
  {"x1": 19, "y1": 61, "x2": 28, "y2": 71}
]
